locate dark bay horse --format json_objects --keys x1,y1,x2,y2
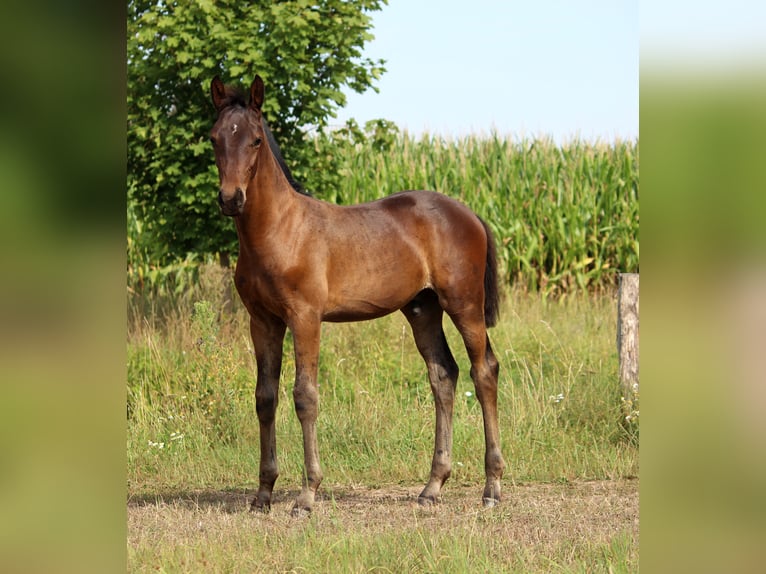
[{"x1": 209, "y1": 74, "x2": 506, "y2": 516}]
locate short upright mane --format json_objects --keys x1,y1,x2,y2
[
  {"x1": 216, "y1": 85, "x2": 248, "y2": 110},
  {"x1": 262, "y1": 119, "x2": 309, "y2": 196},
  {"x1": 216, "y1": 85, "x2": 309, "y2": 196}
]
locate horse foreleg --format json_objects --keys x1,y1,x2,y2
[
  {"x1": 249, "y1": 314, "x2": 286, "y2": 513},
  {"x1": 290, "y1": 315, "x2": 324, "y2": 516}
]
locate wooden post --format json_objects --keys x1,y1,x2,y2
[{"x1": 617, "y1": 273, "x2": 639, "y2": 398}]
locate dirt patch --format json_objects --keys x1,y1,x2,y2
[{"x1": 128, "y1": 479, "x2": 638, "y2": 568}]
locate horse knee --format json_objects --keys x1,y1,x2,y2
[
  {"x1": 255, "y1": 386, "x2": 278, "y2": 424},
  {"x1": 293, "y1": 379, "x2": 318, "y2": 421}
]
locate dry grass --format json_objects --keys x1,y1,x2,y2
[{"x1": 128, "y1": 479, "x2": 638, "y2": 573}]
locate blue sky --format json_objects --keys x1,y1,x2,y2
[{"x1": 334, "y1": 1, "x2": 639, "y2": 142}]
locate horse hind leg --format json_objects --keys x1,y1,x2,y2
[
  {"x1": 402, "y1": 291, "x2": 460, "y2": 505},
  {"x1": 450, "y1": 309, "x2": 506, "y2": 507}
]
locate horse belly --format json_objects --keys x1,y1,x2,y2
[
  {"x1": 323, "y1": 303, "x2": 396, "y2": 322},
  {"x1": 322, "y1": 258, "x2": 426, "y2": 322},
  {"x1": 322, "y1": 280, "x2": 422, "y2": 322},
  {"x1": 320, "y1": 202, "x2": 434, "y2": 322}
]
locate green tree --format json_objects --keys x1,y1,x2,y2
[{"x1": 128, "y1": 0, "x2": 387, "y2": 265}]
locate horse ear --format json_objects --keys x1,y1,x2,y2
[
  {"x1": 211, "y1": 76, "x2": 227, "y2": 112},
  {"x1": 250, "y1": 75, "x2": 264, "y2": 111}
]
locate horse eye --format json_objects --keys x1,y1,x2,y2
[
  {"x1": 252, "y1": 137, "x2": 262, "y2": 148},
  {"x1": 209, "y1": 136, "x2": 217, "y2": 146}
]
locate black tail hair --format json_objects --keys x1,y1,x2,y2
[{"x1": 480, "y1": 217, "x2": 500, "y2": 328}]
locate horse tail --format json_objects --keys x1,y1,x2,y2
[{"x1": 480, "y1": 217, "x2": 500, "y2": 328}]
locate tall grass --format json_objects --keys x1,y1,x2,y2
[{"x1": 127, "y1": 267, "x2": 637, "y2": 497}]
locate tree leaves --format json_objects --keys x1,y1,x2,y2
[{"x1": 128, "y1": 0, "x2": 387, "y2": 264}]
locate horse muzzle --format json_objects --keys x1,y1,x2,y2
[{"x1": 218, "y1": 187, "x2": 245, "y2": 216}]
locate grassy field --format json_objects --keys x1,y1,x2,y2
[{"x1": 127, "y1": 267, "x2": 638, "y2": 572}]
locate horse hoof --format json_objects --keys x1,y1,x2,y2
[
  {"x1": 417, "y1": 495, "x2": 437, "y2": 507},
  {"x1": 290, "y1": 505, "x2": 312, "y2": 518},
  {"x1": 250, "y1": 499, "x2": 271, "y2": 513},
  {"x1": 482, "y1": 497, "x2": 499, "y2": 508}
]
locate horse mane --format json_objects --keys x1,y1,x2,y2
[
  {"x1": 216, "y1": 85, "x2": 248, "y2": 109},
  {"x1": 217, "y1": 85, "x2": 310, "y2": 197},
  {"x1": 262, "y1": 119, "x2": 310, "y2": 196}
]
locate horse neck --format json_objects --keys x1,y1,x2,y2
[{"x1": 234, "y1": 144, "x2": 300, "y2": 250}]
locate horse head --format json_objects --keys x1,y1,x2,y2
[{"x1": 209, "y1": 75, "x2": 266, "y2": 216}]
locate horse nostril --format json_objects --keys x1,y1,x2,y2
[{"x1": 218, "y1": 188, "x2": 245, "y2": 215}]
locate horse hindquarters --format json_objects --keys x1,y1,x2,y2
[{"x1": 426, "y1": 203, "x2": 505, "y2": 505}]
